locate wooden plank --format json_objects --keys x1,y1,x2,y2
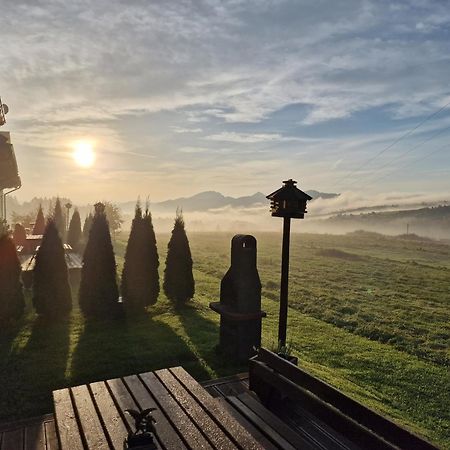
[
  {"x1": 214, "y1": 380, "x2": 251, "y2": 398},
  {"x1": 226, "y1": 396, "x2": 297, "y2": 450},
  {"x1": 53, "y1": 389, "x2": 84, "y2": 450},
  {"x1": 139, "y1": 371, "x2": 213, "y2": 449},
  {"x1": 24, "y1": 423, "x2": 45, "y2": 450},
  {"x1": 216, "y1": 398, "x2": 278, "y2": 450},
  {"x1": 89, "y1": 381, "x2": 129, "y2": 449},
  {"x1": 170, "y1": 367, "x2": 263, "y2": 450},
  {"x1": 156, "y1": 369, "x2": 237, "y2": 450},
  {"x1": 1, "y1": 428, "x2": 23, "y2": 450},
  {"x1": 237, "y1": 392, "x2": 320, "y2": 450},
  {"x1": 44, "y1": 421, "x2": 59, "y2": 450},
  {"x1": 255, "y1": 349, "x2": 438, "y2": 450},
  {"x1": 123, "y1": 375, "x2": 186, "y2": 450},
  {"x1": 71, "y1": 385, "x2": 109, "y2": 450},
  {"x1": 105, "y1": 377, "x2": 138, "y2": 432}
]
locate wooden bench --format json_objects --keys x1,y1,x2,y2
[
  {"x1": 53, "y1": 367, "x2": 264, "y2": 449},
  {"x1": 249, "y1": 348, "x2": 438, "y2": 450}
]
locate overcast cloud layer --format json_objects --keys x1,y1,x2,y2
[{"x1": 2, "y1": 0, "x2": 450, "y2": 202}]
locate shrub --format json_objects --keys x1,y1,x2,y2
[
  {"x1": 32, "y1": 220, "x2": 72, "y2": 318},
  {"x1": 0, "y1": 232, "x2": 25, "y2": 326},
  {"x1": 67, "y1": 209, "x2": 82, "y2": 251},
  {"x1": 163, "y1": 211, "x2": 194, "y2": 304},
  {"x1": 12, "y1": 223, "x2": 26, "y2": 246},
  {"x1": 121, "y1": 204, "x2": 159, "y2": 312},
  {"x1": 32, "y1": 205, "x2": 46, "y2": 235},
  {"x1": 79, "y1": 203, "x2": 119, "y2": 319}
]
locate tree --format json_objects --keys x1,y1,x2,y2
[
  {"x1": 79, "y1": 202, "x2": 119, "y2": 319},
  {"x1": 0, "y1": 230, "x2": 25, "y2": 326},
  {"x1": 12, "y1": 223, "x2": 27, "y2": 246},
  {"x1": 67, "y1": 209, "x2": 82, "y2": 251},
  {"x1": 163, "y1": 211, "x2": 195, "y2": 304},
  {"x1": 121, "y1": 203, "x2": 159, "y2": 312},
  {"x1": 32, "y1": 205, "x2": 46, "y2": 235},
  {"x1": 10, "y1": 211, "x2": 36, "y2": 230},
  {"x1": 53, "y1": 197, "x2": 65, "y2": 239},
  {"x1": 104, "y1": 202, "x2": 123, "y2": 237},
  {"x1": 32, "y1": 220, "x2": 72, "y2": 318},
  {"x1": 83, "y1": 213, "x2": 93, "y2": 240}
]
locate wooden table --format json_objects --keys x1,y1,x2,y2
[{"x1": 53, "y1": 366, "x2": 263, "y2": 450}]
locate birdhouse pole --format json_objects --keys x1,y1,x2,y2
[
  {"x1": 279, "y1": 216, "x2": 291, "y2": 347},
  {"x1": 267, "y1": 179, "x2": 312, "y2": 349}
]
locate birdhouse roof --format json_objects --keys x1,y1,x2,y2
[{"x1": 266, "y1": 179, "x2": 312, "y2": 202}]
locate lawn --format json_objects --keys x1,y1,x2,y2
[{"x1": 0, "y1": 231, "x2": 448, "y2": 447}]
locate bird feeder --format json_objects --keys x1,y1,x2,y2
[{"x1": 266, "y1": 179, "x2": 311, "y2": 349}]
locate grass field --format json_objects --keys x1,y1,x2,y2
[{"x1": 0, "y1": 231, "x2": 449, "y2": 447}]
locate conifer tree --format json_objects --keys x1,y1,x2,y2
[
  {"x1": 53, "y1": 197, "x2": 66, "y2": 239},
  {"x1": 32, "y1": 220, "x2": 72, "y2": 318},
  {"x1": 163, "y1": 211, "x2": 195, "y2": 304},
  {"x1": 67, "y1": 209, "x2": 82, "y2": 251},
  {"x1": 83, "y1": 213, "x2": 93, "y2": 241},
  {"x1": 0, "y1": 230, "x2": 25, "y2": 326},
  {"x1": 79, "y1": 203, "x2": 119, "y2": 319},
  {"x1": 32, "y1": 205, "x2": 46, "y2": 235},
  {"x1": 121, "y1": 203, "x2": 159, "y2": 312},
  {"x1": 12, "y1": 223, "x2": 27, "y2": 246}
]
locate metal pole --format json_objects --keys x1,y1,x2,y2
[{"x1": 278, "y1": 216, "x2": 291, "y2": 347}]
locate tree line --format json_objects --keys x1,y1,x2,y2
[{"x1": 0, "y1": 201, "x2": 194, "y2": 325}]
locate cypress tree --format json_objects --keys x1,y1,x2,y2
[
  {"x1": 163, "y1": 211, "x2": 195, "y2": 304},
  {"x1": 12, "y1": 223, "x2": 27, "y2": 246},
  {"x1": 32, "y1": 205, "x2": 46, "y2": 235},
  {"x1": 53, "y1": 197, "x2": 65, "y2": 239},
  {"x1": 67, "y1": 209, "x2": 82, "y2": 251},
  {"x1": 121, "y1": 204, "x2": 159, "y2": 312},
  {"x1": 0, "y1": 231, "x2": 25, "y2": 326},
  {"x1": 83, "y1": 213, "x2": 93, "y2": 241},
  {"x1": 32, "y1": 220, "x2": 72, "y2": 318},
  {"x1": 79, "y1": 202, "x2": 119, "y2": 319}
]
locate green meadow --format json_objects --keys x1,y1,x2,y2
[{"x1": 0, "y1": 231, "x2": 449, "y2": 447}]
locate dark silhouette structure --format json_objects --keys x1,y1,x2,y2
[
  {"x1": 210, "y1": 235, "x2": 266, "y2": 362},
  {"x1": 267, "y1": 179, "x2": 311, "y2": 348},
  {"x1": 53, "y1": 198, "x2": 65, "y2": 239},
  {"x1": 12, "y1": 223, "x2": 26, "y2": 246},
  {"x1": 67, "y1": 209, "x2": 82, "y2": 251},
  {"x1": 32, "y1": 220, "x2": 72, "y2": 318}
]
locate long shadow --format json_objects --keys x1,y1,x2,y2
[
  {"x1": 70, "y1": 312, "x2": 210, "y2": 387},
  {"x1": 175, "y1": 303, "x2": 248, "y2": 379},
  {"x1": 0, "y1": 315, "x2": 70, "y2": 421}
]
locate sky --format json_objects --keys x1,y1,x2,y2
[{"x1": 2, "y1": 0, "x2": 450, "y2": 204}]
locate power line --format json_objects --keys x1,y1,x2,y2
[
  {"x1": 335, "y1": 98, "x2": 450, "y2": 188},
  {"x1": 342, "y1": 123, "x2": 450, "y2": 189}
]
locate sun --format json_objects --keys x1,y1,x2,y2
[{"x1": 72, "y1": 140, "x2": 95, "y2": 167}]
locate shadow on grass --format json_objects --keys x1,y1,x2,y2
[
  {"x1": 175, "y1": 302, "x2": 248, "y2": 379},
  {"x1": 70, "y1": 313, "x2": 211, "y2": 386},
  {"x1": 0, "y1": 315, "x2": 70, "y2": 422}
]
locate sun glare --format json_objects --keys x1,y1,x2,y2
[{"x1": 72, "y1": 141, "x2": 95, "y2": 167}]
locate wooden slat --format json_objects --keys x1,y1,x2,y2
[
  {"x1": 236, "y1": 393, "x2": 321, "y2": 450},
  {"x1": 139, "y1": 371, "x2": 213, "y2": 449},
  {"x1": 53, "y1": 389, "x2": 83, "y2": 450},
  {"x1": 71, "y1": 385, "x2": 109, "y2": 450},
  {"x1": 123, "y1": 375, "x2": 186, "y2": 450},
  {"x1": 1, "y1": 428, "x2": 24, "y2": 450},
  {"x1": 170, "y1": 367, "x2": 263, "y2": 450},
  {"x1": 227, "y1": 396, "x2": 297, "y2": 450},
  {"x1": 214, "y1": 380, "x2": 249, "y2": 398},
  {"x1": 24, "y1": 423, "x2": 45, "y2": 450},
  {"x1": 89, "y1": 381, "x2": 128, "y2": 449},
  {"x1": 44, "y1": 421, "x2": 59, "y2": 450},
  {"x1": 156, "y1": 369, "x2": 237, "y2": 449},
  {"x1": 105, "y1": 378, "x2": 138, "y2": 432},
  {"x1": 216, "y1": 398, "x2": 278, "y2": 450}
]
